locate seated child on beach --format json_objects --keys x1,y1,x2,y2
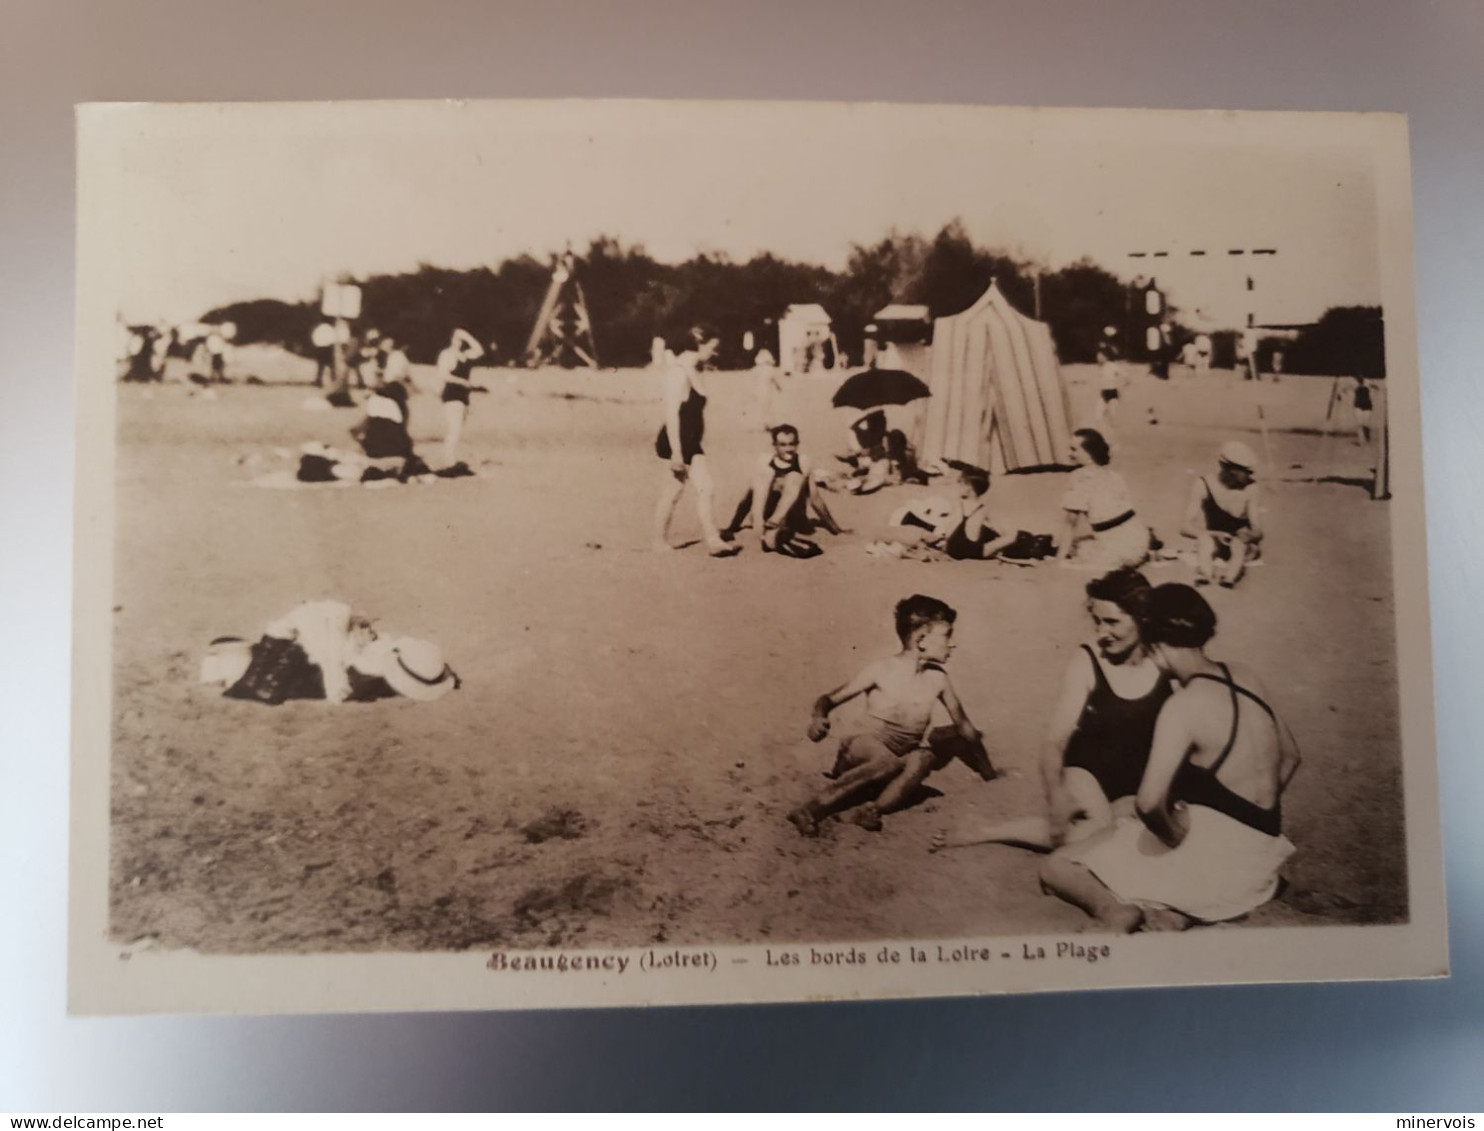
[
  {"x1": 787, "y1": 595, "x2": 993, "y2": 836},
  {"x1": 1180, "y1": 440, "x2": 1263, "y2": 588}
]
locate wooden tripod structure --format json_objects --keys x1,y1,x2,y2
[{"x1": 524, "y1": 250, "x2": 599, "y2": 368}]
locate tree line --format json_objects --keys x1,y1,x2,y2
[{"x1": 201, "y1": 221, "x2": 1383, "y2": 377}]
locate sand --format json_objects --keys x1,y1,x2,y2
[{"x1": 107, "y1": 357, "x2": 1405, "y2": 953}]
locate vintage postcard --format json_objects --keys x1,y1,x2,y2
[{"x1": 71, "y1": 99, "x2": 1446, "y2": 1014}]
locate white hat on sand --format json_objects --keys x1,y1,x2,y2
[
  {"x1": 1218, "y1": 440, "x2": 1259, "y2": 471},
  {"x1": 375, "y1": 637, "x2": 460, "y2": 701},
  {"x1": 200, "y1": 637, "x2": 252, "y2": 687}
]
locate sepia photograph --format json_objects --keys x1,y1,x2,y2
[{"x1": 69, "y1": 99, "x2": 1445, "y2": 1014}]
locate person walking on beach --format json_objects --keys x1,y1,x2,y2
[{"x1": 652, "y1": 325, "x2": 739, "y2": 556}]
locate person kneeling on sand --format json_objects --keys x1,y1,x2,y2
[
  {"x1": 348, "y1": 371, "x2": 424, "y2": 473},
  {"x1": 722, "y1": 424, "x2": 847, "y2": 558},
  {"x1": 201, "y1": 600, "x2": 459, "y2": 707},
  {"x1": 1180, "y1": 440, "x2": 1263, "y2": 588},
  {"x1": 1039, "y1": 583, "x2": 1300, "y2": 932},
  {"x1": 787, "y1": 595, "x2": 995, "y2": 836}
]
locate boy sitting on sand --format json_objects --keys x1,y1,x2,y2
[{"x1": 788, "y1": 595, "x2": 994, "y2": 836}]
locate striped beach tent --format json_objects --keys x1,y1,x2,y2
[{"x1": 916, "y1": 282, "x2": 1074, "y2": 473}]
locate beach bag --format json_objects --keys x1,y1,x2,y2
[
  {"x1": 224, "y1": 636, "x2": 326, "y2": 705},
  {"x1": 297, "y1": 453, "x2": 339, "y2": 482},
  {"x1": 1001, "y1": 531, "x2": 1056, "y2": 561}
]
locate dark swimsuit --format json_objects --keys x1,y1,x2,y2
[
  {"x1": 361, "y1": 384, "x2": 413, "y2": 459},
  {"x1": 1172, "y1": 664, "x2": 1282, "y2": 837},
  {"x1": 441, "y1": 356, "x2": 474, "y2": 405},
  {"x1": 655, "y1": 384, "x2": 706, "y2": 464},
  {"x1": 1200, "y1": 478, "x2": 1250, "y2": 537},
  {"x1": 945, "y1": 508, "x2": 1055, "y2": 561},
  {"x1": 1063, "y1": 645, "x2": 1173, "y2": 801}
]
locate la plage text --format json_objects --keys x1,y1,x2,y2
[{"x1": 765, "y1": 941, "x2": 1112, "y2": 966}]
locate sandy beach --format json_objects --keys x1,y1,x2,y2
[{"x1": 107, "y1": 357, "x2": 1404, "y2": 953}]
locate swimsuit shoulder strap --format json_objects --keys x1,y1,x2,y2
[
  {"x1": 1079, "y1": 644, "x2": 1110, "y2": 694},
  {"x1": 1186, "y1": 663, "x2": 1241, "y2": 772}
]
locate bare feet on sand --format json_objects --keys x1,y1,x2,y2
[
  {"x1": 787, "y1": 808, "x2": 819, "y2": 838},
  {"x1": 1140, "y1": 905, "x2": 1193, "y2": 932},
  {"x1": 1099, "y1": 904, "x2": 1146, "y2": 934},
  {"x1": 852, "y1": 803, "x2": 884, "y2": 832}
]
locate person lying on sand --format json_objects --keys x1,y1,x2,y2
[
  {"x1": 1040, "y1": 583, "x2": 1301, "y2": 933},
  {"x1": 721, "y1": 424, "x2": 847, "y2": 558},
  {"x1": 871, "y1": 465, "x2": 1053, "y2": 564},
  {"x1": 939, "y1": 461, "x2": 1055, "y2": 563},
  {"x1": 295, "y1": 440, "x2": 431, "y2": 485},
  {"x1": 787, "y1": 595, "x2": 994, "y2": 837},
  {"x1": 201, "y1": 600, "x2": 460, "y2": 707}
]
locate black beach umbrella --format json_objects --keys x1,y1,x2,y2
[{"x1": 831, "y1": 368, "x2": 932, "y2": 412}]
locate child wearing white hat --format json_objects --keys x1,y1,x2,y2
[{"x1": 1180, "y1": 440, "x2": 1264, "y2": 588}]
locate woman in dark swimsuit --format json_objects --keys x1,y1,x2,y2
[
  {"x1": 437, "y1": 328, "x2": 486, "y2": 470},
  {"x1": 652, "y1": 325, "x2": 739, "y2": 556},
  {"x1": 1044, "y1": 583, "x2": 1301, "y2": 932},
  {"x1": 932, "y1": 568, "x2": 1169, "y2": 853}
]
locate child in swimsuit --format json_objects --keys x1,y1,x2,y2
[
  {"x1": 1181, "y1": 440, "x2": 1264, "y2": 588},
  {"x1": 788, "y1": 595, "x2": 992, "y2": 836}
]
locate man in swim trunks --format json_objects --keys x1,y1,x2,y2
[{"x1": 722, "y1": 424, "x2": 846, "y2": 557}]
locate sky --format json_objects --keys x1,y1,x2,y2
[{"x1": 85, "y1": 100, "x2": 1386, "y2": 329}]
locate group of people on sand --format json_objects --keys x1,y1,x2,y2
[
  {"x1": 879, "y1": 427, "x2": 1263, "y2": 588},
  {"x1": 297, "y1": 327, "x2": 490, "y2": 485},
  {"x1": 652, "y1": 325, "x2": 853, "y2": 559},
  {"x1": 790, "y1": 572, "x2": 1300, "y2": 934},
  {"x1": 652, "y1": 325, "x2": 932, "y2": 559}
]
